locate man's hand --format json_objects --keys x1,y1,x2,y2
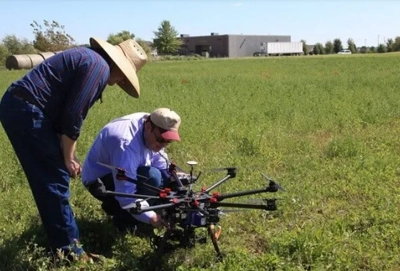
[
  {"x1": 168, "y1": 162, "x2": 177, "y2": 175},
  {"x1": 149, "y1": 213, "x2": 169, "y2": 228},
  {"x1": 65, "y1": 158, "x2": 81, "y2": 178},
  {"x1": 60, "y1": 134, "x2": 81, "y2": 178}
]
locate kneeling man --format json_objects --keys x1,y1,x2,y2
[{"x1": 81, "y1": 108, "x2": 181, "y2": 232}]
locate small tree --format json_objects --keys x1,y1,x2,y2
[
  {"x1": 31, "y1": 20, "x2": 75, "y2": 52},
  {"x1": 2, "y1": 34, "x2": 36, "y2": 54},
  {"x1": 300, "y1": 39, "x2": 308, "y2": 55},
  {"x1": 153, "y1": 20, "x2": 182, "y2": 55},
  {"x1": 333, "y1": 38, "x2": 343, "y2": 53},
  {"x1": 0, "y1": 43, "x2": 10, "y2": 66},
  {"x1": 107, "y1": 31, "x2": 135, "y2": 45},
  {"x1": 347, "y1": 38, "x2": 357, "y2": 54},
  {"x1": 394, "y1": 36, "x2": 400, "y2": 51},
  {"x1": 386, "y1": 38, "x2": 394, "y2": 52},
  {"x1": 313, "y1": 43, "x2": 325, "y2": 55},
  {"x1": 325, "y1": 41, "x2": 334, "y2": 54},
  {"x1": 377, "y1": 44, "x2": 387, "y2": 53},
  {"x1": 368, "y1": 46, "x2": 376, "y2": 53},
  {"x1": 136, "y1": 38, "x2": 151, "y2": 55},
  {"x1": 360, "y1": 46, "x2": 367, "y2": 54}
]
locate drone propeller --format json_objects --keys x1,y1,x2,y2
[
  {"x1": 246, "y1": 198, "x2": 282, "y2": 204},
  {"x1": 261, "y1": 173, "x2": 285, "y2": 192},
  {"x1": 217, "y1": 209, "x2": 252, "y2": 215}
]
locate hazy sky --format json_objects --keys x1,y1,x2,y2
[{"x1": 0, "y1": 0, "x2": 398, "y2": 47}]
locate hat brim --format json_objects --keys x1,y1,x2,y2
[
  {"x1": 89, "y1": 37, "x2": 140, "y2": 98},
  {"x1": 160, "y1": 130, "x2": 181, "y2": 141}
]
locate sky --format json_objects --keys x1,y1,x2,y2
[{"x1": 0, "y1": 0, "x2": 398, "y2": 47}]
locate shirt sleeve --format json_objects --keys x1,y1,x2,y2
[
  {"x1": 60, "y1": 61, "x2": 109, "y2": 140},
  {"x1": 109, "y1": 136, "x2": 156, "y2": 224},
  {"x1": 151, "y1": 150, "x2": 169, "y2": 170}
]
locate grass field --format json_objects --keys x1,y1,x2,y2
[{"x1": 1, "y1": 53, "x2": 400, "y2": 271}]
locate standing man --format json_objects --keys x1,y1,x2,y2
[
  {"x1": 81, "y1": 108, "x2": 182, "y2": 233},
  {"x1": 0, "y1": 37, "x2": 148, "y2": 261}
]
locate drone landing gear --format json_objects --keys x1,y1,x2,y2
[
  {"x1": 150, "y1": 225, "x2": 224, "y2": 261},
  {"x1": 207, "y1": 225, "x2": 223, "y2": 261}
]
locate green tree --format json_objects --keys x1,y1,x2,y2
[
  {"x1": 136, "y1": 38, "x2": 151, "y2": 55},
  {"x1": 107, "y1": 31, "x2": 135, "y2": 45},
  {"x1": 360, "y1": 46, "x2": 367, "y2": 54},
  {"x1": 347, "y1": 38, "x2": 357, "y2": 54},
  {"x1": 325, "y1": 41, "x2": 334, "y2": 54},
  {"x1": 31, "y1": 20, "x2": 75, "y2": 52},
  {"x1": 394, "y1": 36, "x2": 400, "y2": 51},
  {"x1": 333, "y1": 38, "x2": 343, "y2": 53},
  {"x1": 153, "y1": 20, "x2": 182, "y2": 55},
  {"x1": 386, "y1": 38, "x2": 394, "y2": 52},
  {"x1": 0, "y1": 43, "x2": 10, "y2": 66},
  {"x1": 313, "y1": 43, "x2": 325, "y2": 55},
  {"x1": 377, "y1": 44, "x2": 387, "y2": 53},
  {"x1": 2, "y1": 34, "x2": 36, "y2": 54},
  {"x1": 368, "y1": 46, "x2": 376, "y2": 53},
  {"x1": 300, "y1": 39, "x2": 308, "y2": 55}
]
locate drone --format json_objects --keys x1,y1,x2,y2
[{"x1": 97, "y1": 160, "x2": 285, "y2": 260}]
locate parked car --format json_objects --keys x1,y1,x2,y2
[
  {"x1": 337, "y1": 49, "x2": 352, "y2": 54},
  {"x1": 253, "y1": 51, "x2": 267, "y2": 57}
]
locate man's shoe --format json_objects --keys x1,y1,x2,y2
[
  {"x1": 112, "y1": 214, "x2": 138, "y2": 233},
  {"x1": 135, "y1": 221, "x2": 155, "y2": 237},
  {"x1": 78, "y1": 252, "x2": 104, "y2": 263}
]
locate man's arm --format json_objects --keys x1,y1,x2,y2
[
  {"x1": 60, "y1": 59, "x2": 109, "y2": 141},
  {"x1": 108, "y1": 137, "x2": 165, "y2": 227},
  {"x1": 60, "y1": 134, "x2": 80, "y2": 178},
  {"x1": 152, "y1": 150, "x2": 171, "y2": 179}
]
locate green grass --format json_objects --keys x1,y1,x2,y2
[{"x1": 1, "y1": 53, "x2": 400, "y2": 270}]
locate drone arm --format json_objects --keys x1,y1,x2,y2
[
  {"x1": 215, "y1": 187, "x2": 275, "y2": 201},
  {"x1": 104, "y1": 191, "x2": 160, "y2": 200},
  {"x1": 204, "y1": 174, "x2": 232, "y2": 193},
  {"x1": 212, "y1": 201, "x2": 277, "y2": 211},
  {"x1": 170, "y1": 171, "x2": 185, "y2": 188},
  {"x1": 130, "y1": 202, "x2": 178, "y2": 214},
  {"x1": 124, "y1": 178, "x2": 163, "y2": 193}
]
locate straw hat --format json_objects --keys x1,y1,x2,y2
[{"x1": 89, "y1": 37, "x2": 148, "y2": 98}]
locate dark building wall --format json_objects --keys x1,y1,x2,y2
[
  {"x1": 179, "y1": 35, "x2": 229, "y2": 57},
  {"x1": 227, "y1": 35, "x2": 291, "y2": 57},
  {"x1": 178, "y1": 34, "x2": 291, "y2": 57}
]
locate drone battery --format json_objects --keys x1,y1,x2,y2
[{"x1": 191, "y1": 212, "x2": 206, "y2": 226}]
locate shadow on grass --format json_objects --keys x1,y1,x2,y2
[{"x1": 0, "y1": 216, "x2": 178, "y2": 271}]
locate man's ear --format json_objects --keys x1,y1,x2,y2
[{"x1": 144, "y1": 120, "x2": 151, "y2": 132}]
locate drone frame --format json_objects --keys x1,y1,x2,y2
[{"x1": 99, "y1": 162, "x2": 284, "y2": 260}]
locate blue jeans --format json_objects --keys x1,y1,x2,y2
[
  {"x1": 136, "y1": 166, "x2": 170, "y2": 195},
  {"x1": 0, "y1": 89, "x2": 84, "y2": 256}
]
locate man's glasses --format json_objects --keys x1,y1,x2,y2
[{"x1": 154, "y1": 128, "x2": 173, "y2": 144}]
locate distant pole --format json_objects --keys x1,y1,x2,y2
[
  {"x1": 378, "y1": 35, "x2": 380, "y2": 46},
  {"x1": 364, "y1": 39, "x2": 366, "y2": 47}
]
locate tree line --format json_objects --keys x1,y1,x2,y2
[
  {"x1": 0, "y1": 19, "x2": 182, "y2": 66},
  {"x1": 301, "y1": 37, "x2": 400, "y2": 55}
]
